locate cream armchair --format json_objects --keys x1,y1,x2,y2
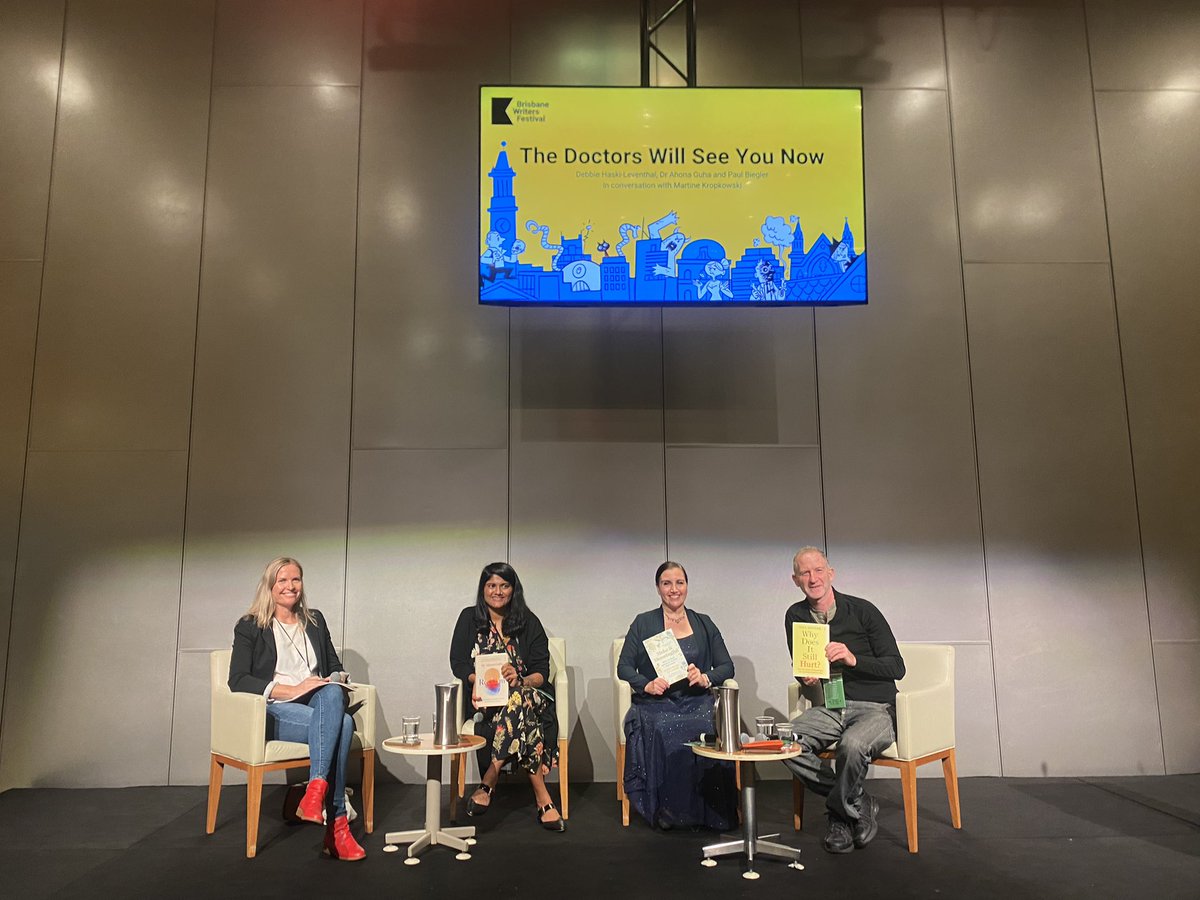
[
  {"x1": 206, "y1": 649, "x2": 376, "y2": 858},
  {"x1": 451, "y1": 636, "x2": 570, "y2": 820},
  {"x1": 612, "y1": 636, "x2": 738, "y2": 826},
  {"x1": 786, "y1": 642, "x2": 961, "y2": 853}
]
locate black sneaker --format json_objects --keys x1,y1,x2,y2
[
  {"x1": 853, "y1": 793, "x2": 880, "y2": 848},
  {"x1": 823, "y1": 815, "x2": 854, "y2": 853}
]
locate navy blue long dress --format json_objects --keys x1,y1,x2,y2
[{"x1": 623, "y1": 634, "x2": 737, "y2": 830}]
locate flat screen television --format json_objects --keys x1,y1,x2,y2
[{"x1": 478, "y1": 86, "x2": 866, "y2": 307}]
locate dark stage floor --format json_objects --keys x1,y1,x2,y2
[{"x1": 2, "y1": 775, "x2": 1199, "y2": 898}]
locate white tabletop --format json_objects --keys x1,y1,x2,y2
[
  {"x1": 691, "y1": 742, "x2": 803, "y2": 763},
  {"x1": 381, "y1": 733, "x2": 485, "y2": 757}
]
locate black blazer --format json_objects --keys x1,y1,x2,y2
[
  {"x1": 228, "y1": 608, "x2": 344, "y2": 695},
  {"x1": 617, "y1": 608, "x2": 734, "y2": 695}
]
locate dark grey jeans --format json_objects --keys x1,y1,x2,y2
[{"x1": 781, "y1": 700, "x2": 895, "y2": 824}]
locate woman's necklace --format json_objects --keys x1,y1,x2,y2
[
  {"x1": 663, "y1": 606, "x2": 686, "y2": 625},
  {"x1": 276, "y1": 618, "x2": 311, "y2": 671}
]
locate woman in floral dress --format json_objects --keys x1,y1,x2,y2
[{"x1": 449, "y1": 562, "x2": 564, "y2": 832}]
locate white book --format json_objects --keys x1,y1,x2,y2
[
  {"x1": 644, "y1": 629, "x2": 690, "y2": 685},
  {"x1": 474, "y1": 653, "x2": 511, "y2": 707}
]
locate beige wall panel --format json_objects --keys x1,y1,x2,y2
[
  {"x1": 663, "y1": 446, "x2": 824, "y2": 749},
  {"x1": 664, "y1": 308, "x2": 818, "y2": 446},
  {"x1": 0, "y1": 261, "x2": 42, "y2": 716},
  {"x1": 353, "y1": 0, "x2": 509, "y2": 450},
  {"x1": 948, "y1": 642, "x2": 1001, "y2": 777},
  {"x1": 214, "y1": 0, "x2": 362, "y2": 86},
  {"x1": 508, "y1": 441, "x2": 666, "y2": 782},
  {"x1": 180, "y1": 84, "x2": 358, "y2": 651},
  {"x1": 1086, "y1": 0, "x2": 1200, "y2": 91},
  {"x1": 819, "y1": 88, "x2": 988, "y2": 641},
  {"x1": 168, "y1": 649, "x2": 218, "y2": 785},
  {"x1": 344, "y1": 448, "x2": 507, "y2": 782},
  {"x1": 28, "y1": 0, "x2": 212, "y2": 451},
  {"x1": 0, "y1": 0, "x2": 63, "y2": 260},
  {"x1": 512, "y1": 308, "x2": 664, "y2": 444},
  {"x1": 695, "y1": 0, "x2": 801, "y2": 87},
  {"x1": 799, "y1": 1, "x2": 946, "y2": 89},
  {"x1": 511, "y1": 0, "x2": 639, "y2": 85},
  {"x1": 944, "y1": 3, "x2": 1109, "y2": 263},
  {"x1": 965, "y1": 262, "x2": 1160, "y2": 776},
  {"x1": 1153, "y1": 641, "x2": 1200, "y2": 774},
  {"x1": 1095, "y1": 91, "x2": 1200, "y2": 642},
  {"x1": 0, "y1": 450, "x2": 186, "y2": 788}
]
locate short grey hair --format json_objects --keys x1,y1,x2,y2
[{"x1": 792, "y1": 546, "x2": 830, "y2": 572}]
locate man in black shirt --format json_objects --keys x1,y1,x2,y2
[{"x1": 783, "y1": 547, "x2": 905, "y2": 853}]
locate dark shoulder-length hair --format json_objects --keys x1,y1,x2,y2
[{"x1": 473, "y1": 561, "x2": 530, "y2": 634}]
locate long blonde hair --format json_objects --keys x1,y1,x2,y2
[{"x1": 245, "y1": 556, "x2": 315, "y2": 629}]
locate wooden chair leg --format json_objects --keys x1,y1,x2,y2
[
  {"x1": 558, "y1": 738, "x2": 569, "y2": 819},
  {"x1": 616, "y1": 742, "x2": 629, "y2": 826},
  {"x1": 942, "y1": 748, "x2": 962, "y2": 829},
  {"x1": 792, "y1": 776, "x2": 804, "y2": 831},
  {"x1": 899, "y1": 760, "x2": 919, "y2": 853},
  {"x1": 246, "y1": 766, "x2": 264, "y2": 859},
  {"x1": 361, "y1": 748, "x2": 375, "y2": 834},
  {"x1": 206, "y1": 755, "x2": 223, "y2": 834}
]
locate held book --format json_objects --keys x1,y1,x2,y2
[
  {"x1": 644, "y1": 629, "x2": 690, "y2": 685},
  {"x1": 792, "y1": 621, "x2": 831, "y2": 680},
  {"x1": 474, "y1": 652, "x2": 510, "y2": 707}
]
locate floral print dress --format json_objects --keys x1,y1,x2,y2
[{"x1": 473, "y1": 623, "x2": 559, "y2": 776}]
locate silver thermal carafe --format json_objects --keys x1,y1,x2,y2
[
  {"x1": 433, "y1": 681, "x2": 460, "y2": 747},
  {"x1": 712, "y1": 682, "x2": 741, "y2": 752}
]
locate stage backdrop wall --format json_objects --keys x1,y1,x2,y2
[{"x1": 1, "y1": 0, "x2": 1198, "y2": 789}]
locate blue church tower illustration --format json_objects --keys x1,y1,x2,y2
[{"x1": 487, "y1": 142, "x2": 518, "y2": 252}]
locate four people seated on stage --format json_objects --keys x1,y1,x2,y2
[
  {"x1": 449, "y1": 562, "x2": 566, "y2": 832},
  {"x1": 224, "y1": 550, "x2": 907, "y2": 852},
  {"x1": 226, "y1": 556, "x2": 366, "y2": 861},
  {"x1": 617, "y1": 561, "x2": 737, "y2": 830}
]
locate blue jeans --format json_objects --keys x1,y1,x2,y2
[
  {"x1": 782, "y1": 700, "x2": 895, "y2": 824},
  {"x1": 266, "y1": 684, "x2": 354, "y2": 817}
]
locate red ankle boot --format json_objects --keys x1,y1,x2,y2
[
  {"x1": 324, "y1": 814, "x2": 366, "y2": 861},
  {"x1": 296, "y1": 777, "x2": 328, "y2": 825}
]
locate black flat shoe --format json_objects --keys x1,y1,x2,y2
[
  {"x1": 536, "y1": 801, "x2": 566, "y2": 833},
  {"x1": 466, "y1": 783, "x2": 494, "y2": 817}
]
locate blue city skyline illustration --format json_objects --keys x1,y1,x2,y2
[{"x1": 480, "y1": 142, "x2": 867, "y2": 305}]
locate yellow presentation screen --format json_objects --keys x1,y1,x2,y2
[{"x1": 478, "y1": 86, "x2": 866, "y2": 306}]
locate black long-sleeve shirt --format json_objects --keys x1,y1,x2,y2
[{"x1": 784, "y1": 589, "x2": 905, "y2": 706}]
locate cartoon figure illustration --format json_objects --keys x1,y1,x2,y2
[
  {"x1": 831, "y1": 239, "x2": 852, "y2": 272},
  {"x1": 750, "y1": 258, "x2": 787, "y2": 302},
  {"x1": 694, "y1": 258, "x2": 733, "y2": 302},
  {"x1": 526, "y1": 220, "x2": 565, "y2": 270},
  {"x1": 648, "y1": 210, "x2": 686, "y2": 277},
  {"x1": 615, "y1": 223, "x2": 639, "y2": 258},
  {"x1": 479, "y1": 231, "x2": 525, "y2": 287},
  {"x1": 761, "y1": 215, "x2": 796, "y2": 280},
  {"x1": 596, "y1": 240, "x2": 611, "y2": 257}
]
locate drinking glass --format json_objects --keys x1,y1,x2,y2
[{"x1": 401, "y1": 715, "x2": 420, "y2": 744}]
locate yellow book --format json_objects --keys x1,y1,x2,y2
[{"x1": 792, "y1": 622, "x2": 830, "y2": 679}]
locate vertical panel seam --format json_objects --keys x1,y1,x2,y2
[
  {"x1": 506, "y1": 0, "x2": 513, "y2": 564},
  {"x1": 0, "y1": 0, "x2": 70, "y2": 781},
  {"x1": 1081, "y1": 0, "x2": 1165, "y2": 773},
  {"x1": 941, "y1": 1, "x2": 1004, "y2": 776},
  {"x1": 167, "y1": 0, "x2": 220, "y2": 787},
  {"x1": 660, "y1": 308, "x2": 668, "y2": 560},
  {"x1": 341, "y1": 0, "x2": 367, "y2": 655}
]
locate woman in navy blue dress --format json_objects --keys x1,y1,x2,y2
[{"x1": 617, "y1": 561, "x2": 737, "y2": 830}]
